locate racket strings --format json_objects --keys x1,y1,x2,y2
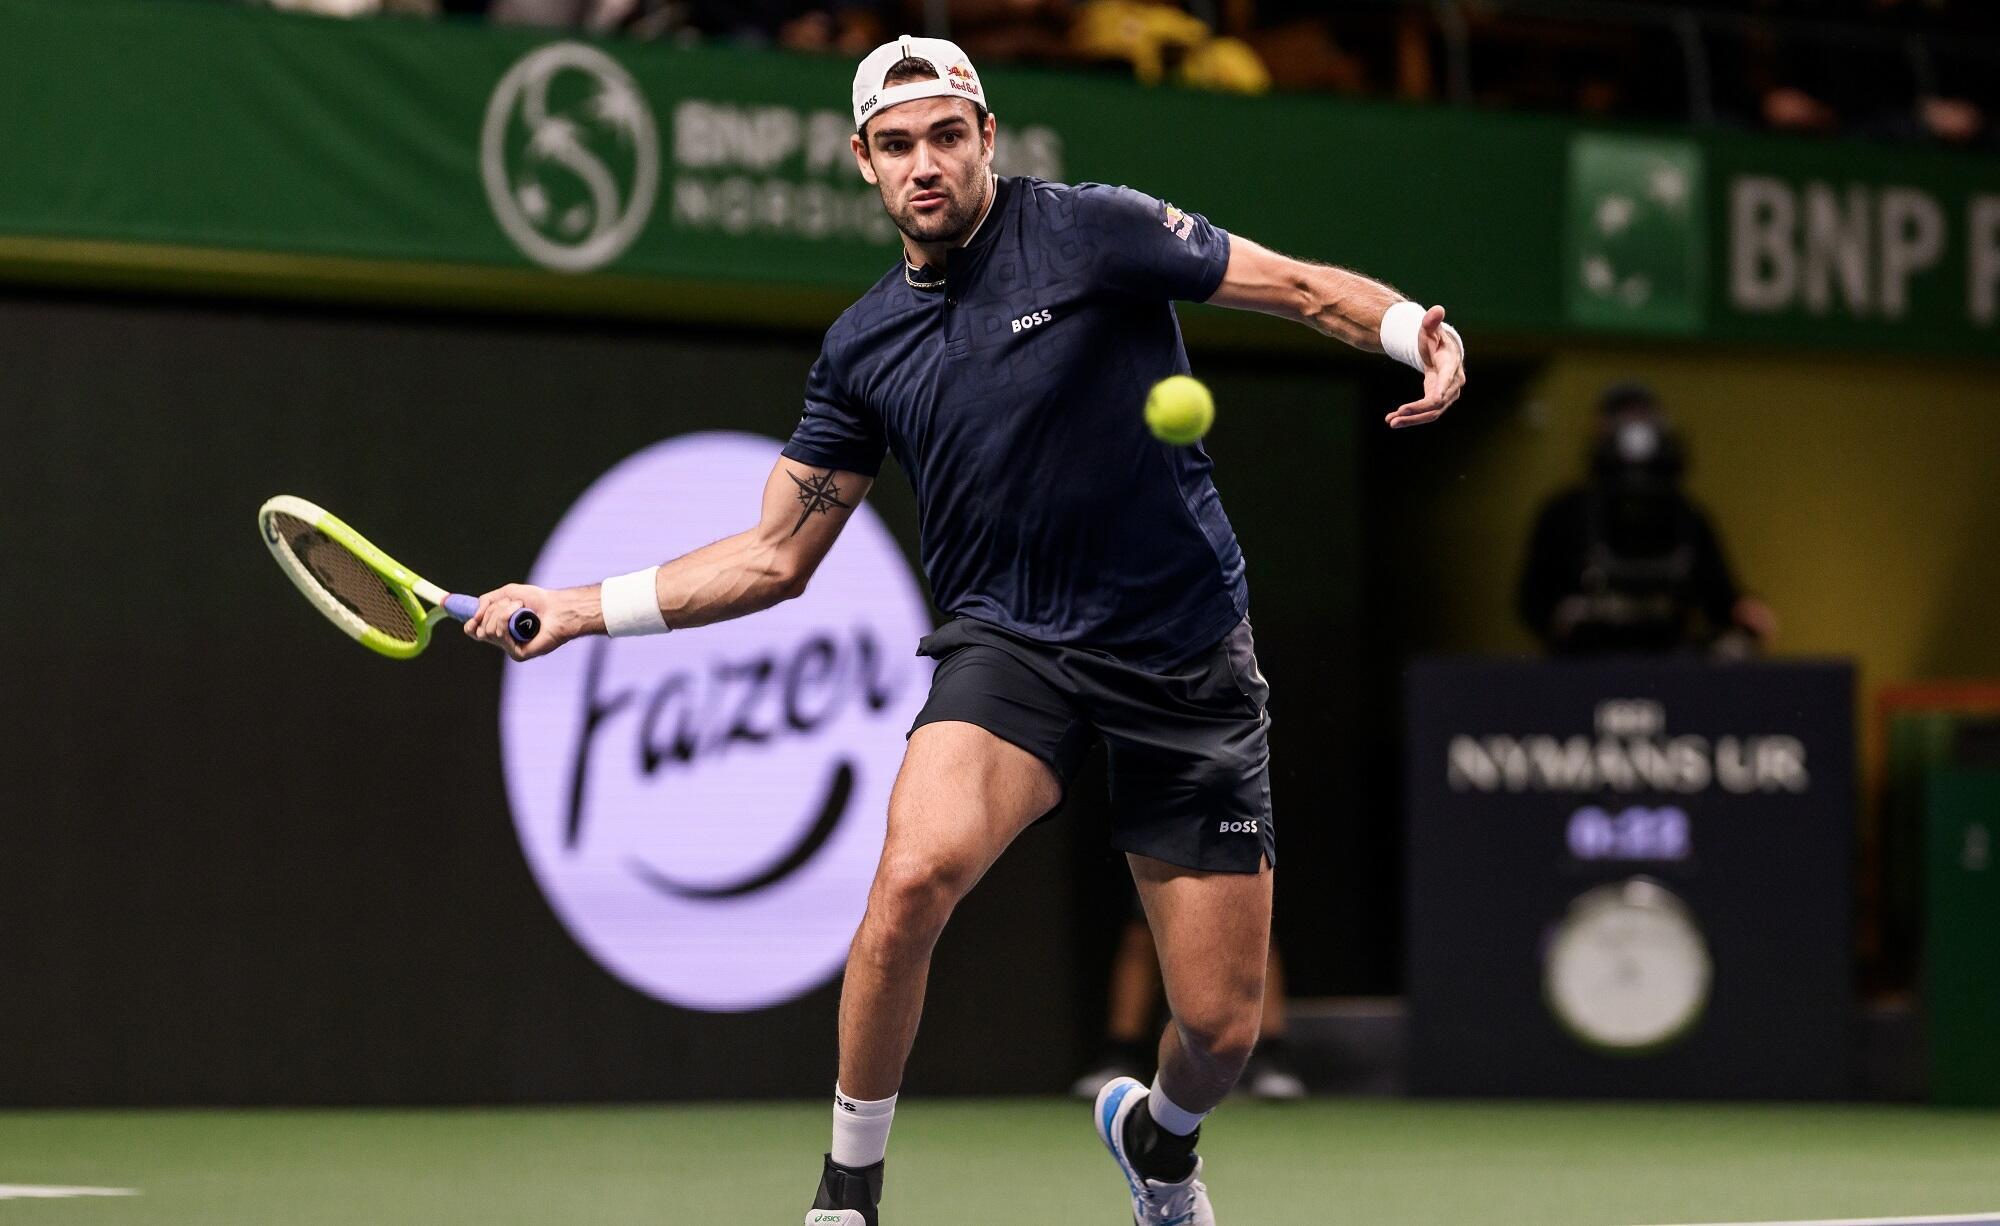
[{"x1": 270, "y1": 512, "x2": 420, "y2": 644}]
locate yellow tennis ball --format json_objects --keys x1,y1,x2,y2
[{"x1": 1144, "y1": 375, "x2": 1214, "y2": 445}]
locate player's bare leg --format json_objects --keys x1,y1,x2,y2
[
  {"x1": 1094, "y1": 853, "x2": 1271, "y2": 1225},
  {"x1": 808, "y1": 719, "x2": 1060, "y2": 1225},
  {"x1": 1135, "y1": 854, "x2": 1272, "y2": 1112},
  {"x1": 839, "y1": 720, "x2": 1060, "y2": 1095}
]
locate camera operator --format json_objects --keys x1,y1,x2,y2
[{"x1": 1518, "y1": 382, "x2": 1776, "y2": 657}]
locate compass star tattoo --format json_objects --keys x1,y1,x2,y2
[{"x1": 788, "y1": 469, "x2": 852, "y2": 536}]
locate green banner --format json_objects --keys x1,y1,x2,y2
[
  {"x1": 0, "y1": 0, "x2": 1995, "y2": 356},
  {"x1": 1564, "y1": 134, "x2": 1708, "y2": 336}
]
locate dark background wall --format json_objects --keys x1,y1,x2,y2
[{"x1": 0, "y1": 290, "x2": 1364, "y2": 1105}]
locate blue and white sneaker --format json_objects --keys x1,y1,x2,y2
[{"x1": 1092, "y1": 1077, "x2": 1217, "y2": 1226}]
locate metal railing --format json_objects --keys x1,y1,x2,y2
[{"x1": 1416, "y1": 0, "x2": 1999, "y2": 120}]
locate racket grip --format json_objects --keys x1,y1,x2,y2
[{"x1": 441, "y1": 594, "x2": 540, "y2": 645}]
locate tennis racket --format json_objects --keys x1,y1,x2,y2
[{"x1": 258, "y1": 494, "x2": 537, "y2": 659}]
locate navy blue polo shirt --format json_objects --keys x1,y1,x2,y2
[{"x1": 783, "y1": 176, "x2": 1246, "y2": 669}]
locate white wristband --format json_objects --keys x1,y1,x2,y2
[
  {"x1": 600, "y1": 566, "x2": 669, "y2": 637},
  {"x1": 1379, "y1": 300, "x2": 1427, "y2": 371},
  {"x1": 1380, "y1": 300, "x2": 1465, "y2": 373}
]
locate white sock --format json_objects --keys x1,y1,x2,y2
[
  {"x1": 1147, "y1": 1076, "x2": 1208, "y2": 1136},
  {"x1": 831, "y1": 1084, "x2": 898, "y2": 1169}
]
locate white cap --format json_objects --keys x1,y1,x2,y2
[{"x1": 852, "y1": 35, "x2": 988, "y2": 131}]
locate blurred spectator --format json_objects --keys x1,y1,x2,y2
[
  {"x1": 486, "y1": 0, "x2": 638, "y2": 30},
  {"x1": 1460, "y1": 7, "x2": 1686, "y2": 121},
  {"x1": 234, "y1": 0, "x2": 2000, "y2": 135},
  {"x1": 770, "y1": 2, "x2": 887, "y2": 55},
  {"x1": 682, "y1": 0, "x2": 887, "y2": 50},
  {"x1": 1233, "y1": 0, "x2": 1390, "y2": 97},
  {"x1": 1916, "y1": 96, "x2": 1985, "y2": 145},
  {"x1": 1177, "y1": 30, "x2": 1272, "y2": 92},
  {"x1": 1714, "y1": 0, "x2": 1994, "y2": 145},
  {"x1": 1070, "y1": 0, "x2": 1204, "y2": 84},
  {"x1": 1517, "y1": 383, "x2": 1777, "y2": 658},
  {"x1": 925, "y1": 0, "x2": 1079, "y2": 67},
  {"x1": 487, "y1": 0, "x2": 886, "y2": 46},
  {"x1": 1070, "y1": 0, "x2": 1270, "y2": 92},
  {"x1": 264, "y1": 0, "x2": 437, "y2": 14},
  {"x1": 1745, "y1": 11, "x2": 1912, "y2": 136},
  {"x1": 1891, "y1": 0, "x2": 1991, "y2": 147}
]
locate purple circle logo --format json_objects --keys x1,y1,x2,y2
[{"x1": 501, "y1": 433, "x2": 931, "y2": 1012}]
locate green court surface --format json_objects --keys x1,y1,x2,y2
[{"x1": 3, "y1": 1098, "x2": 1998, "y2": 1225}]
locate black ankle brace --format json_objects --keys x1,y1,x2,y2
[
  {"x1": 1123, "y1": 1104, "x2": 1199, "y2": 1183},
  {"x1": 814, "y1": 1154, "x2": 885, "y2": 1212}
]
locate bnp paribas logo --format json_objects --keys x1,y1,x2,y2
[
  {"x1": 482, "y1": 42, "x2": 660, "y2": 273},
  {"x1": 1564, "y1": 134, "x2": 1708, "y2": 335}
]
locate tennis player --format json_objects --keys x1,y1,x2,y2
[{"x1": 468, "y1": 35, "x2": 1464, "y2": 1226}]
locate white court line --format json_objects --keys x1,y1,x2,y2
[
  {"x1": 1640, "y1": 1208, "x2": 2000, "y2": 1216},
  {"x1": 0, "y1": 1186, "x2": 139, "y2": 1200}
]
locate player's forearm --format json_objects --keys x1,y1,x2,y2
[
  {"x1": 1290, "y1": 262, "x2": 1406, "y2": 350},
  {"x1": 553, "y1": 530, "x2": 802, "y2": 639},
  {"x1": 651, "y1": 530, "x2": 806, "y2": 628},
  {"x1": 1210, "y1": 238, "x2": 1405, "y2": 351}
]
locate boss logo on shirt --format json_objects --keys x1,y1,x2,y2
[
  {"x1": 1011, "y1": 309, "x2": 1054, "y2": 333},
  {"x1": 1219, "y1": 820, "x2": 1260, "y2": 834}
]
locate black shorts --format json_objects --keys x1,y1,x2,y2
[{"x1": 910, "y1": 616, "x2": 1275, "y2": 873}]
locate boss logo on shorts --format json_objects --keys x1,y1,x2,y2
[
  {"x1": 1011, "y1": 309, "x2": 1053, "y2": 334},
  {"x1": 1219, "y1": 820, "x2": 1260, "y2": 834},
  {"x1": 501, "y1": 432, "x2": 933, "y2": 1013}
]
